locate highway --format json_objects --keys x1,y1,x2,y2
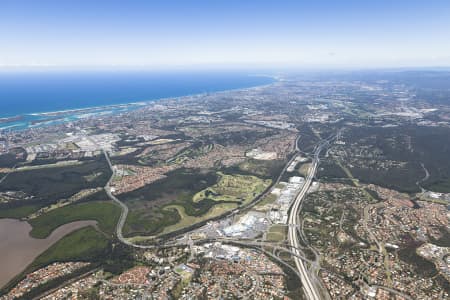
[
  {"x1": 287, "y1": 136, "x2": 334, "y2": 300},
  {"x1": 103, "y1": 129, "x2": 336, "y2": 294},
  {"x1": 103, "y1": 133, "x2": 335, "y2": 298}
]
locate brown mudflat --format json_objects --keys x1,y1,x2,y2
[{"x1": 0, "y1": 218, "x2": 97, "y2": 289}]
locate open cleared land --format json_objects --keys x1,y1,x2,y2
[
  {"x1": 235, "y1": 159, "x2": 285, "y2": 179},
  {"x1": 255, "y1": 193, "x2": 278, "y2": 208},
  {"x1": 266, "y1": 224, "x2": 287, "y2": 242},
  {"x1": 193, "y1": 172, "x2": 271, "y2": 205},
  {"x1": 162, "y1": 203, "x2": 238, "y2": 234},
  {"x1": 298, "y1": 162, "x2": 312, "y2": 177}
]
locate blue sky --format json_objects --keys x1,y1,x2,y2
[{"x1": 1, "y1": 0, "x2": 449, "y2": 69}]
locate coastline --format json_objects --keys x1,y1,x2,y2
[{"x1": 0, "y1": 75, "x2": 277, "y2": 132}]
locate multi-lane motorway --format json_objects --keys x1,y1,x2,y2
[
  {"x1": 104, "y1": 131, "x2": 336, "y2": 298},
  {"x1": 288, "y1": 137, "x2": 334, "y2": 300}
]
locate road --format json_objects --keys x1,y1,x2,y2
[
  {"x1": 103, "y1": 132, "x2": 334, "y2": 298},
  {"x1": 287, "y1": 136, "x2": 334, "y2": 300},
  {"x1": 163, "y1": 133, "x2": 305, "y2": 242},
  {"x1": 103, "y1": 142, "x2": 302, "y2": 249},
  {"x1": 103, "y1": 150, "x2": 155, "y2": 249},
  {"x1": 32, "y1": 268, "x2": 101, "y2": 300},
  {"x1": 416, "y1": 162, "x2": 430, "y2": 192},
  {"x1": 0, "y1": 164, "x2": 16, "y2": 184},
  {"x1": 372, "y1": 285, "x2": 413, "y2": 300}
]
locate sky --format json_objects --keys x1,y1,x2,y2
[{"x1": 1, "y1": 0, "x2": 450, "y2": 69}]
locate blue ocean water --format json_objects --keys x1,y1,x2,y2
[{"x1": 0, "y1": 71, "x2": 273, "y2": 118}]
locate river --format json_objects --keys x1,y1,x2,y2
[{"x1": 0, "y1": 218, "x2": 97, "y2": 288}]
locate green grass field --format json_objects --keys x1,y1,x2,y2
[
  {"x1": 161, "y1": 203, "x2": 238, "y2": 234},
  {"x1": 237, "y1": 158, "x2": 285, "y2": 179},
  {"x1": 255, "y1": 193, "x2": 278, "y2": 208},
  {"x1": 266, "y1": 225, "x2": 287, "y2": 242},
  {"x1": 298, "y1": 163, "x2": 312, "y2": 177},
  {"x1": 31, "y1": 226, "x2": 109, "y2": 269},
  {"x1": 29, "y1": 201, "x2": 121, "y2": 238},
  {"x1": 193, "y1": 172, "x2": 271, "y2": 205}
]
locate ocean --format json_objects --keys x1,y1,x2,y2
[{"x1": 0, "y1": 70, "x2": 273, "y2": 130}]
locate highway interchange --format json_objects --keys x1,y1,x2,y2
[
  {"x1": 287, "y1": 137, "x2": 334, "y2": 300},
  {"x1": 104, "y1": 133, "x2": 336, "y2": 299}
]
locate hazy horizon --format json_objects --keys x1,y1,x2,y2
[{"x1": 1, "y1": 0, "x2": 450, "y2": 69}]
